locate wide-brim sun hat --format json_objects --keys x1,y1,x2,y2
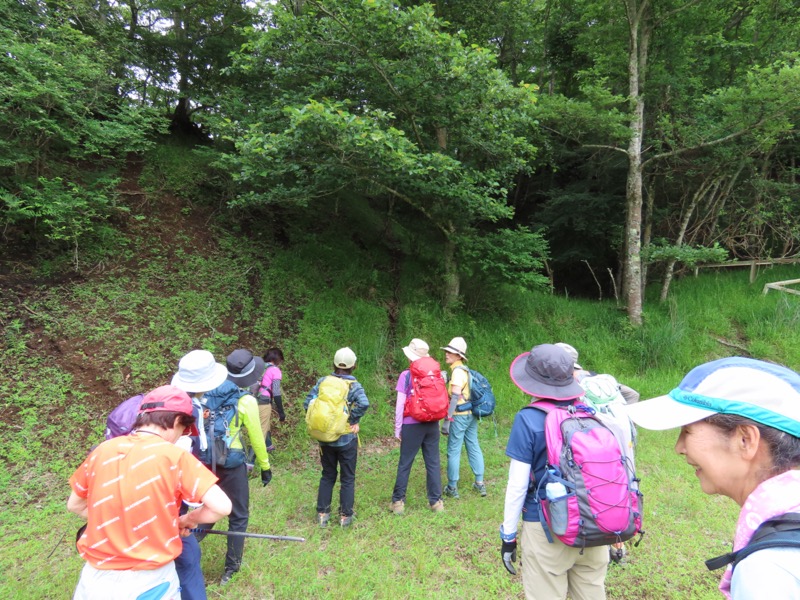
[
  {"x1": 139, "y1": 385, "x2": 200, "y2": 436},
  {"x1": 226, "y1": 349, "x2": 266, "y2": 388},
  {"x1": 403, "y1": 338, "x2": 430, "y2": 362},
  {"x1": 441, "y1": 336, "x2": 468, "y2": 360},
  {"x1": 509, "y1": 343, "x2": 585, "y2": 400},
  {"x1": 623, "y1": 357, "x2": 800, "y2": 437},
  {"x1": 171, "y1": 349, "x2": 229, "y2": 394}
]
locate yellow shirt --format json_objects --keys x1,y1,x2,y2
[{"x1": 449, "y1": 360, "x2": 470, "y2": 410}]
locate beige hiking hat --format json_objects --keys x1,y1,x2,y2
[
  {"x1": 403, "y1": 339, "x2": 430, "y2": 362},
  {"x1": 441, "y1": 337, "x2": 468, "y2": 360},
  {"x1": 555, "y1": 342, "x2": 582, "y2": 370}
]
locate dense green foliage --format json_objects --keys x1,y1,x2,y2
[
  {"x1": 2, "y1": 0, "x2": 799, "y2": 313},
  {"x1": 0, "y1": 0, "x2": 158, "y2": 261}
]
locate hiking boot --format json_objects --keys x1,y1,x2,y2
[
  {"x1": 317, "y1": 512, "x2": 330, "y2": 528},
  {"x1": 220, "y1": 570, "x2": 235, "y2": 586},
  {"x1": 266, "y1": 444, "x2": 276, "y2": 452},
  {"x1": 390, "y1": 500, "x2": 405, "y2": 515},
  {"x1": 340, "y1": 515, "x2": 353, "y2": 528},
  {"x1": 444, "y1": 485, "x2": 459, "y2": 499},
  {"x1": 430, "y1": 499, "x2": 444, "y2": 512},
  {"x1": 472, "y1": 482, "x2": 487, "y2": 497}
]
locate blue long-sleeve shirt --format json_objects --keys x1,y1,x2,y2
[{"x1": 304, "y1": 373, "x2": 370, "y2": 447}]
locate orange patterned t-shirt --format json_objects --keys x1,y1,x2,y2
[{"x1": 70, "y1": 432, "x2": 218, "y2": 570}]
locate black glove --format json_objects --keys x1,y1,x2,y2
[
  {"x1": 261, "y1": 468, "x2": 273, "y2": 487},
  {"x1": 501, "y1": 540, "x2": 517, "y2": 575}
]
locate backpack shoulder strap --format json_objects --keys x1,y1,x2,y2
[
  {"x1": 706, "y1": 513, "x2": 800, "y2": 571},
  {"x1": 453, "y1": 364, "x2": 471, "y2": 394},
  {"x1": 524, "y1": 400, "x2": 557, "y2": 413}
]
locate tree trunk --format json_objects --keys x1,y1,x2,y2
[
  {"x1": 442, "y1": 236, "x2": 460, "y2": 308},
  {"x1": 170, "y1": 7, "x2": 196, "y2": 136},
  {"x1": 660, "y1": 177, "x2": 719, "y2": 301},
  {"x1": 622, "y1": 0, "x2": 652, "y2": 326},
  {"x1": 641, "y1": 179, "x2": 655, "y2": 286}
]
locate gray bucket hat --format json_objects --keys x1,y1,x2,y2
[
  {"x1": 509, "y1": 343, "x2": 585, "y2": 400},
  {"x1": 226, "y1": 349, "x2": 265, "y2": 389}
]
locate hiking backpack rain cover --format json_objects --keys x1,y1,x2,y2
[
  {"x1": 532, "y1": 401, "x2": 643, "y2": 549},
  {"x1": 199, "y1": 381, "x2": 247, "y2": 471},
  {"x1": 404, "y1": 357, "x2": 449, "y2": 422},
  {"x1": 105, "y1": 394, "x2": 144, "y2": 439},
  {"x1": 306, "y1": 376, "x2": 354, "y2": 442}
]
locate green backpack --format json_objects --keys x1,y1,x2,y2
[{"x1": 306, "y1": 376, "x2": 354, "y2": 442}]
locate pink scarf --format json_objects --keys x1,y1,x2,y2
[{"x1": 719, "y1": 469, "x2": 800, "y2": 598}]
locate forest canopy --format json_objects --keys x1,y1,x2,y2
[{"x1": 1, "y1": 0, "x2": 798, "y2": 323}]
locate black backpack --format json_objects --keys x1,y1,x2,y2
[{"x1": 706, "y1": 512, "x2": 800, "y2": 572}]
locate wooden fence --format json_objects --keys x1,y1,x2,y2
[{"x1": 693, "y1": 258, "x2": 800, "y2": 285}]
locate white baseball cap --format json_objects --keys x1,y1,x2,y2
[
  {"x1": 624, "y1": 357, "x2": 800, "y2": 437},
  {"x1": 334, "y1": 347, "x2": 357, "y2": 369}
]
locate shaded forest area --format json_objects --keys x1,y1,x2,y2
[{"x1": 2, "y1": 0, "x2": 799, "y2": 324}]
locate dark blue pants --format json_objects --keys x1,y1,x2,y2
[
  {"x1": 175, "y1": 533, "x2": 205, "y2": 600},
  {"x1": 200, "y1": 463, "x2": 249, "y2": 573},
  {"x1": 392, "y1": 421, "x2": 442, "y2": 504},
  {"x1": 317, "y1": 437, "x2": 358, "y2": 517}
]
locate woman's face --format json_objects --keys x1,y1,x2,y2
[
  {"x1": 444, "y1": 352, "x2": 459, "y2": 365},
  {"x1": 674, "y1": 420, "x2": 747, "y2": 501}
]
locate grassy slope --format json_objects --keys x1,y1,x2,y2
[{"x1": 2, "y1": 159, "x2": 800, "y2": 598}]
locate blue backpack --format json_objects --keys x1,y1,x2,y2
[
  {"x1": 198, "y1": 381, "x2": 248, "y2": 472},
  {"x1": 456, "y1": 366, "x2": 496, "y2": 417}
]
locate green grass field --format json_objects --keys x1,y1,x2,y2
[{"x1": 2, "y1": 191, "x2": 799, "y2": 598}]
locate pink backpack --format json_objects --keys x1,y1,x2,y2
[{"x1": 530, "y1": 401, "x2": 644, "y2": 549}]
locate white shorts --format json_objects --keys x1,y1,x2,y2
[{"x1": 73, "y1": 561, "x2": 180, "y2": 600}]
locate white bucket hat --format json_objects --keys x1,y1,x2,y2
[
  {"x1": 402, "y1": 338, "x2": 430, "y2": 362},
  {"x1": 441, "y1": 337, "x2": 468, "y2": 360},
  {"x1": 171, "y1": 350, "x2": 228, "y2": 394}
]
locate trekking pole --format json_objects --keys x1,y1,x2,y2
[{"x1": 191, "y1": 529, "x2": 305, "y2": 542}]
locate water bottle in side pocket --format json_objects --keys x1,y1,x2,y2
[{"x1": 546, "y1": 481, "x2": 569, "y2": 535}]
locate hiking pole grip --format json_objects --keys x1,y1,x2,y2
[{"x1": 190, "y1": 528, "x2": 305, "y2": 542}]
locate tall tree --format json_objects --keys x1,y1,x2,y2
[{"x1": 216, "y1": 0, "x2": 548, "y2": 306}]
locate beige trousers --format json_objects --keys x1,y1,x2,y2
[
  {"x1": 520, "y1": 520, "x2": 608, "y2": 600},
  {"x1": 259, "y1": 403, "x2": 272, "y2": 437}
]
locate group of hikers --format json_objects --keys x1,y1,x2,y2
[{"x1": 67, "y1": 336, "x2": 800, "y2": 599}]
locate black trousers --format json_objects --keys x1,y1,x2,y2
[
  {"x1": 316, "y1": 437, "x2": 358, "y2": 517},
  {"x1": 392, "y1": 421, "x2": 443, "y2": 504},
  {"x1": 200, "y1": 462, "x2": 249, "y2": 573}
]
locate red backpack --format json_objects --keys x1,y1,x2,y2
[{"x1": 404, "y1": 356, "x2": 449, "y2": 422}]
